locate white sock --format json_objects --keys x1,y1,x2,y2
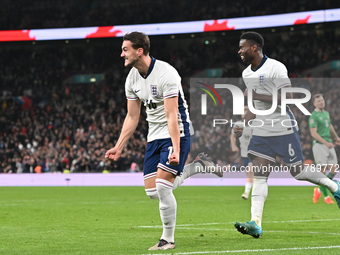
[
  {"x1": 145, "y1": 162, "x2": 202, "y2": 199},
  {"x1": 251, "y1": 177, "x2": 268, "y2": 227},
  {"x1": 173, "y1": 162, "x2": 202, "y2": 190},
  {"x1": 145, "y1": 188, "x2": 159, "y2": 200},
  {"x1": 156, "y1": 179, "x2": 177, "y2": 243},
  {"x1": 294, "y1": 165, "x2": 338, "y2": 192},
  {"x1": 244, "y1": 181, "x2": 253, "y2": 194}
]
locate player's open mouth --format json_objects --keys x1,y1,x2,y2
[{"x1": 241, "y1": 56, "x2": 244, "y2": 60}]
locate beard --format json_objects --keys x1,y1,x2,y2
[
  {"x1": 125, "y1": 57, "x2": 139, "y2": 67},
  {"x1": 242, "y1": 56, "x2": 253, "y2": 65}
]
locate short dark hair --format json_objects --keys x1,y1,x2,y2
[
  {"x1": 123, "y1": 31, "x2": 150, "y2": 55},
  {"x1": 240, "y1": 31, "x2": 264, "y2": 50},
  {"x1": 312, "y1": 93, "x2": 323, "y2": 102}
]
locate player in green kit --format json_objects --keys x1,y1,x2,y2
[{"x1": 309, "y1": 94, "x2": 340, "y2": 204}]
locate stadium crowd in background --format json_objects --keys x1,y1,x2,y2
[{"x1": 0, "y1": 1, "x2": 340, "y2": 173}]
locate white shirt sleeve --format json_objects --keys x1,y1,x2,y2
[
  {"x1": 160, "y1": 66, "x2": 181, "y2": 99},
  {"x1": 125, "y1": 72, "x2": 138, "y2": 101},
  {"x1": 273, "y1": 61, "x2": 291, "y2": 90}
]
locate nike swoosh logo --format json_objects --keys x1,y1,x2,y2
[
  {"x1": 289, "y1": 156, "x2": 297, "y2": 162},
  {"x1": 134, "y1": 90, "x2": 140, "y2": 93}
]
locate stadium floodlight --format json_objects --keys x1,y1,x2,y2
[{"x1": 0, "y1": 9, "x2": 339, "y2": 42}]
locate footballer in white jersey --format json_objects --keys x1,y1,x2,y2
[
  {"x1": 105, "y1": 32, "x2": 207, "y2": 250},
  {"x1": 234, "y1": 31, "x2": 340, "y2": 240},
  {"x1": 242, "y1": 55, "x2": 298, "y2": 137},
  {"x1": 125, "y1": 57, "x2": 193, "y2": 142}
]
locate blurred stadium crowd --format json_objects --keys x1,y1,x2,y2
[{"x1": 0, "y1": 1, "x2": 340, "y2": 173}]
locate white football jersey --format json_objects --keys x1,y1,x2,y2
[
  {"x1": 242, "y1": 56, "x2": 298, "y2": 137},
  {"x1": 125, "y1": 57, "x2": 193, "y2": 142},
  {"x1": 232, "y1": 121, "x2": 253, "y2": 157}
]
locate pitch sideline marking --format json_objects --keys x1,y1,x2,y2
[{"x1": 141, "y1": 245, "x2": 340, "y2": 255}]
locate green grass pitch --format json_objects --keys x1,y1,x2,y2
[{"x1": 0, "y1": 186, "x2": 339, "y2": 255}]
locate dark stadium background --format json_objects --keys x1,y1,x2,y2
[{"x1": 1, "y1": 0, "x2": 340, "y2": 174}]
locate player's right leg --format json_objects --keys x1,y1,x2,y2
[
  {"x1": 148, "y1": 169, "x2": 177, "y2": 251},
  {"x1": 235, "y1": 149, "x2": 273, "y2": 238},
  {"x1": 296, "y1": 168, "x2": 339, "y2": 205},
  {"x1": 285, "y1": 136, "x2": 339, "y2": 208},
  {"x1": 142, "y1": 142, "x2": 176, "y2": 250},
  {"x1": 291, "y1": 166, "x2": 339, "y2": 206}
]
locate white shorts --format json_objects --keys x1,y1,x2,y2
[{"x1": 312, "y1": 143, "x2": 338, "y2": 165}]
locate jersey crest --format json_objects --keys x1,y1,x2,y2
[
  {"x1": 150, "y1": 85, "x2": 158, "y2": 96},
  {"x1": 259, "y1": 74, "x2": 265, "y2": 86}
]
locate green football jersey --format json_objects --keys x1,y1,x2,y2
[{"x1": 309, "y1": 110, "x2": 332, "y2": 145}]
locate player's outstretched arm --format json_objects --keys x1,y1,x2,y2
[
  {"x1": 105, "y1": 99, "x2": 141, "y2": 161},
  {"x1": 164, "y1": 96, "x2": 180, "y2": 166}
]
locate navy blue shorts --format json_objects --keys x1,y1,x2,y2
[
  {"x1": 247, "y1": 132, "x2": 304, "y2": 166},
  {"x1": 143, "y1": 136, "x2": 192, "y2": 180}
]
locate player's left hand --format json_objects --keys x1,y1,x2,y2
[
  {"x1": 169, "y1": 152, "x2": 180, "y2": 166},
  {"x1": 105, "y1": 147, "x2": 121, "y2": 161}
]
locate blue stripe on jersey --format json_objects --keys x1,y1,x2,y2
[
  {"x1": 178, "y1": 91, "x2": 190, "y2": 136},
  {"x1": 139, "y1": 56, "x2": 156, "y2": 79},
  {"x1": 251, "y1": 55, "x2": 268, "y2": 72},
  {"x1": 286, "y1": 106, "x2": 298, "y2": 133}
]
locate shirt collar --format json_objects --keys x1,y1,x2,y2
[
  {"x1": 139, "y1": 56, "x2": 156, "y2": 79},
  {"x1": 251, "y1": 55, "x2": 268, "y2": 72}
]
